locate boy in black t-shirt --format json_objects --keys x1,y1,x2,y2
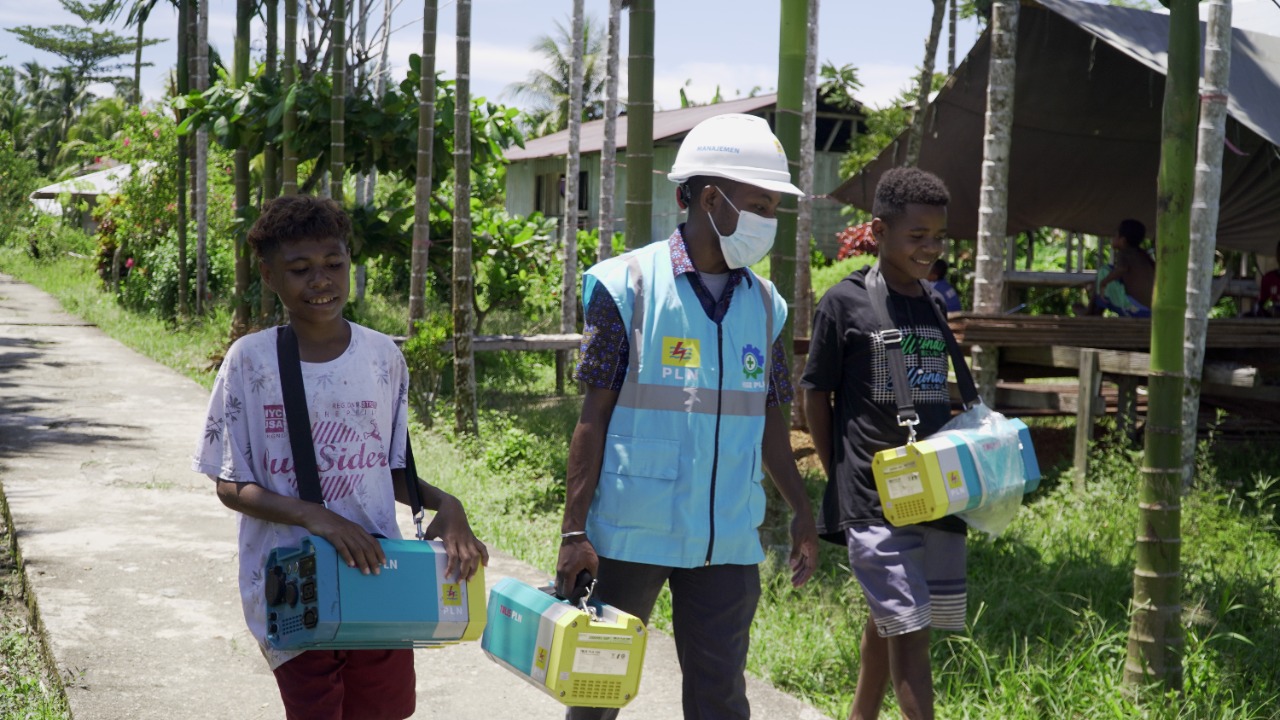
[{"x1": 802, "y1": 167, "x2": 961, "y2": 720}]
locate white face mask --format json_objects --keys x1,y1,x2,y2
[{"x1": 707, "y1": 186, "x2": 777, "y2": 269}]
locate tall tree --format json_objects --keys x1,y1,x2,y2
[
  {"x1": 794, "y1": 0, "x2": 819, "y2": 430},
  {"x1": 453, "y1": 0, "x2": 478, "y2": 436},
  {"x1": 1181, "y1": 0, "x2": 1233, "y2": 486},
  {"x1": 261, "y1": 0, "x2": 281, "y2": 325},
  {"x1": 624, "y1": 0, "x2": 653, "y2": 249},
  {"x1": 231, "y1": 0, "x2": 253, "y2": 337},
  {"x1": 949, "y1": 0, "x2": 958, "y2": 73},
  {"x1": 971, "y1": 0, "x2": 1018, "y2": 402},
  {"x1": 194, "y1": 0, "x2": 210, "y2": 314},
  {"x1": 8, "y1": 0, "x2": 158, "y2": 94},
  {"x1": 283, "y1": 0, "x2": 300, "y2": 195},
  {"x1": 775, "y1": 0, "x2": 804, "y2": 393},
  {"x1": 905, "y1": 0, "x2": 947, "y2": 167},
  {"x1": 504, "y1": 13, "x2": 606, "y2": 137},
  {"x1": 331, "y1": 0, "x2": 347, "y2": 203},
  {"x1": 175, "y1": 0, "x2": 189, "y2": 317},
  {"x1": 596, "y1": 0, "x2": 623, "y2": 261},
  {"x1": 408, "y1": 0, "x2": 439, "y2": 334},
  {"x1": 1125, "y1": 0, "x2": 1198, "y2": 690},
  {"x1": 558, "y1": 0, "x2": 586, "y2": 395}
]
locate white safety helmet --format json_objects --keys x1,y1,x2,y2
[{"x1": 667, "y1": 113, "x2": 803, "y2": 197}]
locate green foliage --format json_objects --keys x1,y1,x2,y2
[
  {"x1": 179, "y1": 66, "x2": 524, "y2": 200},
  {"x1": 472, "y1": 209, "x2": 562, "y2": 333},
  {"x1": 402, "y1": 308, "x2": 453, "y2": 425},
  {"x1": 0, "y1": 130, "x2": 41, "y2": 245},
  {"x1": 818, "y1": 62, "x2": 863, "y2": 112},
  {"x1": 83, "y1": 107, "x2": 236, "y2": 319},
  {"x1": 811, "y1": 255, "x2": 875, "y2": 298}
]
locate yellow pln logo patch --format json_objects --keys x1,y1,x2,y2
[
  {"x1": 662, "y1": 337, "x2": 701, "y2": 367},
  {"x1": 441, "y1": 583, "x2": 462, "y2": 606}
]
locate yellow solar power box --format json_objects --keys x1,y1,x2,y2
[{"x1": 481, "y1": 577, "x2": 647, "y2": 708}]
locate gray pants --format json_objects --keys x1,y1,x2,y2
[{"x1": 566, "y1": 558, "x2": 762, "y2": 720}]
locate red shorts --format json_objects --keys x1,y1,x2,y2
[{"x1": 272, "y1": 649, "x2": 416, "y2": 720}]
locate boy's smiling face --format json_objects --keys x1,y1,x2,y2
[
  {"x1": 259, "y1": 235, "x2": 351, "y2": 328},
  {"x1": 873, "y1": 203, "x2": 948, "y2": 291}
]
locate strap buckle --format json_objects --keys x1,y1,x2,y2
[
  {"x1": 880, "y1": 328, "x2": 903, "y2": 346},
  {"x1": 897, "y1": 415, "x2": 919, "y2": 444},
  {"x1": 578, "y1": 577, "x2": 600, "y2": 621},
  {"x1": 413, "y1": 508, "x2": 426, "y2": 541}
]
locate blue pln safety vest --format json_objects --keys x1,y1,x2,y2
[{"x1": 583, "y1": 240, "x2": 786, "y2": 568}]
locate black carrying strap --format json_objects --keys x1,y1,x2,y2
[
  {"x1": 276, "y1": 326, "x2": 325, "y2": 505},
  {"x1": 865, "y1": 264, "x2": 980, "y2": 438},
  {"x1": 275, "y1": 326, "x2": 426, "y2": 527}
]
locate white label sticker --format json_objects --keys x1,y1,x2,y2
[
  {"x1": 572, "y1": 647, "x2": 630, "y2": 676},
  {"x1": 577, "y1": 633, "x2": 633, "y2": 645},
  {"x1": 886, "y1": 472, "x2": 924, "y2": 500}
]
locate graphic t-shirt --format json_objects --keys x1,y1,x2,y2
[
  {"x1": 801, "y1": 266, "x2": 965, "y2": 539},
  {"x1": 192, "y1": 323, "x2": 409, "y2": 669}
]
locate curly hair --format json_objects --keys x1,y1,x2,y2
[
  {"x1": 872, "y1": 167, "x2": 950, "y2": 223},
  {"x1": 247, "y1": 195, "x2": 352, "y2": 259},
  {"x1": 1117, "y1": 218, "x2": 1146, "y2": 248}
]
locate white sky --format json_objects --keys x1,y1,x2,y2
[
  {"x1": 0, "y1": 1, "x2": 985, "y2": 111},
  {"x1": 5, "y1": 1, "x2": 1272, "y2": 113}
]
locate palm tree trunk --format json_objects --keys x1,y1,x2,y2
[
  {"x1": 971, "y1": 0, "x2": 1018, "y2": 403},
  {"x1": 557, "y1": 0, "x2": 586, "y2": 396},
  {"x1": 231, "y1": 0, "x2": 253, "y2": 338},
  {"x1": 793, "y1": 0, "x2": 819, "y2": 431},
  {"x1": 331, "y1": 0, "x2": 347, "y2": 204},
  {"x1": 260, "y1": 0, "x2": 281, "y2": 326},
  {"x1": 453, "y1": 0, "x2": 478, "y2": 436},
  {"x1": 133, "y1": 15, "x2": 145, "y2": 105},
  {"x1": 176, "y1": 0, "x2": 190, "y2": 318},
  {"x1": 597, "y1": 0, "x2": 622, "y2": 261},
  {"x1": 906, "y1": 0, "x2": 946, "y2": 168},
  {"x1": 624, "y1": 0, "x2": 653, "y2": 249},
  {"x1": 1181, "y1": 0, "x2": 1233, "y2": 487},
  {"x1": 195, "y1": 0, "x2": 210, "y2": 315},
  {"x1": 283, "y1": 0, "x2": 299, "y2": 195},
  {"x1": 408, "y1": 0, "x2": 439, "y2": 335},
  {"x1": 1125, "y1": 0, "x2": 1197, "y2": 690},
  {"x1": 948, "y1": 0, "x2": 957, "y2": 74},
  {"x1": 765, "y1": 0, "x2": 807, "y2": 558},
  {"x1": 775, "y1": 0, "x2": 804, "y2": 392}
]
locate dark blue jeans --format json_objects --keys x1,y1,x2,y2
[{"x1": 566, "y1": 558, "x2": 762, "y2": 720}]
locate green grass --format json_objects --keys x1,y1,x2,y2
[
  {"x1": 7, "y1": 250, "x2": 1280, "y2": 719},
  {"x1": 1, "y1": 496, "x2": 70, "y2": 720}
]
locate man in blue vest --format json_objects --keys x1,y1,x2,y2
[{"x1": 556, "y1": 113, "x2": 820, "y2": 720}]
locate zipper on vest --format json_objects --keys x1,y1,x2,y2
[{"x1": 705, "y1": 322, "x2": 724, "y2": 566}]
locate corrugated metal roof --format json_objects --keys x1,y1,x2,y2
[{"x1": 504, "y1": 93, "x2": 780, "y2": 162}]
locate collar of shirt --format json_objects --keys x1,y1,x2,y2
[{"x1": 668, "y1": 224, "x2": 755, "y2": 324}]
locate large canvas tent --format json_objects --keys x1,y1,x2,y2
[{"x1": 831, "y1": 0, "x2": 1280, "y2": 256}]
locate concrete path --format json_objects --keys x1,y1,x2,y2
[{"x1": 0, "y1": 273, "x2": 832, "y2": 720}]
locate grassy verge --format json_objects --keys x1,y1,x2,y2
[
  {"x1": 0, "y1": 492, "x2": 70, "y2": 720},
  {"x1": 6, "y1": 251, "x2": 1280, "y2": 718}
]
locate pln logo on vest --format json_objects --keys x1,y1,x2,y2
[
  {"x1": 740, "y1": 344, "x2": 766, "y2": 389},
  {"x1": 662, "y1": 337, "x2": 700, "y2": 381}
]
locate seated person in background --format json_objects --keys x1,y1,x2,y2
[
  {"x1": 1083, "y1": 219, "x2": 1155, "y2": 318},
  {"x1": 1256, "y1": 239, "x2": 1280, "y2": 317},
  {"x1": 928, "y1": 258, "x2": 963, "y2": 313}
]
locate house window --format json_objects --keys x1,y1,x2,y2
[{"x1": 535, "y1": 171, "x2": 589, "y2": 216}]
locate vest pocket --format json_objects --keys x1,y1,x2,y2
[
  {"x1": 598, "y1": 434, "x2": 680, "y2": 532},
  {"x1": 748, "y1": 445, "x2": 765, "y2": 528}
]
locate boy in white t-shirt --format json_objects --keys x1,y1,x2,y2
[{"x1": 192, "y1": 195, "x2": 487, "y2": 720}]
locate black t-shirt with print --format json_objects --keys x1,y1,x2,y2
[{"x1": 801, "y1": 266, "x2": 966, "y2": 541}]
